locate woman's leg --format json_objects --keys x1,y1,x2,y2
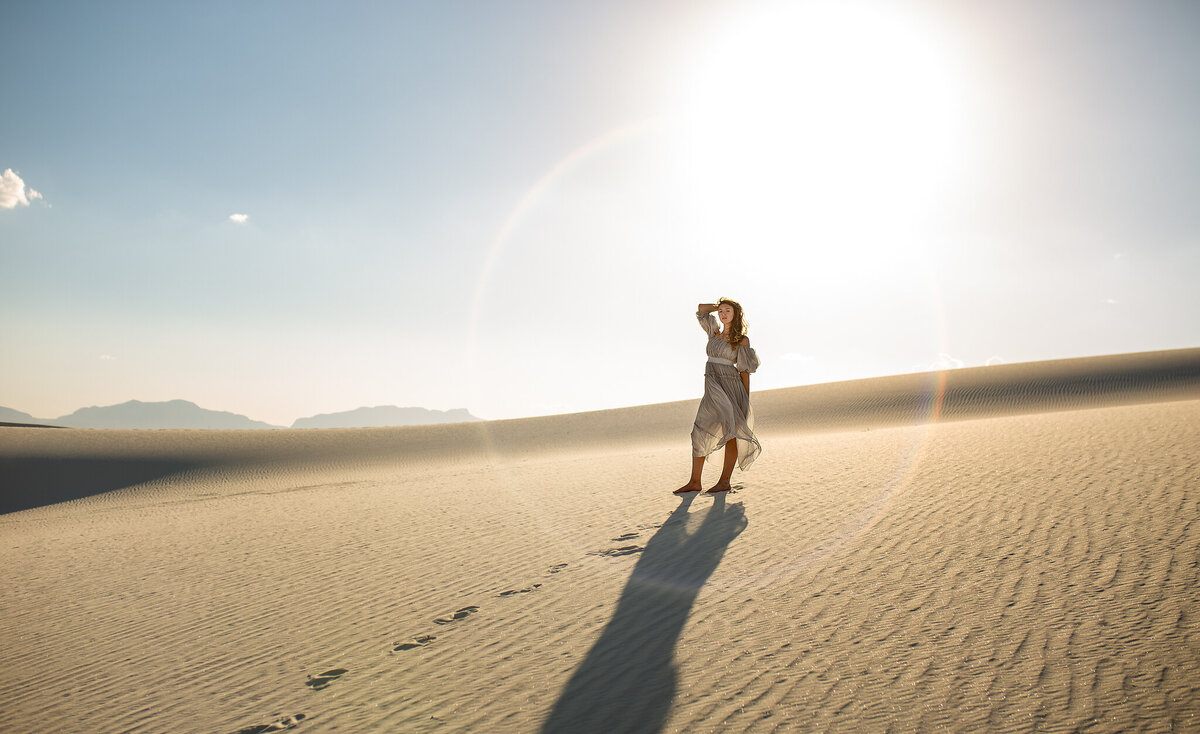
[
  {"x1": 674, "y1": 455, "x2": 706, "y2": 494},
  {"x1": 707, "y1": 438, "x2": 738, "y2": 493}
]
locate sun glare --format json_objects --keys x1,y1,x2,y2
[{"x1": 669, "y1": 0, "x2": 970, "y2": 261}]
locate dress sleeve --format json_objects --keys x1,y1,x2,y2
[
  {"x1": 696, "y1": 310, "x2": 718, "y2": 337},
  {"x1": 736, "y1": 344, "x2": 760, "y2": 374}
]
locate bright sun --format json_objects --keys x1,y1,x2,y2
[{"x1": 669, "y1": 0, "x2": 970, "y2": 257}]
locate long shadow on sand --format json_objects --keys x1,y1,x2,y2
[
  {"x1": 541, "y1": 493, "x2": 748, "y2": 734},
  {"x1": 0, "y1": 457, "x2": 210, "y2": 514}
]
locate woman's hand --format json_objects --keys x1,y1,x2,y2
[{"x1": 740, "y1": 371, "x2": 750, "y2": 395}]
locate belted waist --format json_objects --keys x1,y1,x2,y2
[{"x1": 707, "y1": 356, "x2": 736, "y2": 366}]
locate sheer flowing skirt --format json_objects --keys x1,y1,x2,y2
[{"x1": 691, "y1": 361, "x2": 762, "y2": 471}]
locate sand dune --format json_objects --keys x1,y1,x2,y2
[
  {"x1": 1, "y1": 348, "x2": 1198, "y2": 732},
  {"x1": 3, "y1": 348, "x2": 1197, "y2": 516}
]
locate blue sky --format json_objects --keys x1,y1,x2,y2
[{"x1": 2, "y1": 0, "x2": 1198, "y2": 425}]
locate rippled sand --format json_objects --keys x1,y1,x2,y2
[{"x1": 2, "y1": 348, "x2": 1198, "y2": 732}]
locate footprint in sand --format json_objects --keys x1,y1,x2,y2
[
  {"x1": 589, "y1": 545, "x2": 645, "y2": 558},
  {"x1": 498, "y1": 584, "x2": 542, "y2": 597},
  {"x1": 547, "y1": 563, "x2": 568, "y2": 575},
  {"x1": 305, "y1": 668, "x2": 348, "y2": 690},
  {"x1": 234, "y1": 713, "x2": 307, "y2": 733},
  {"x1": 433, "y1": 606, "x2": 480, "y2": 625},
  {"x1": 392, "y1": 634, "x2": 436, "y2": 652}
]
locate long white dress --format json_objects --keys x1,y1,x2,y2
[{"x1": 691, "y1": 310, "x2": 762, "y2": 471}]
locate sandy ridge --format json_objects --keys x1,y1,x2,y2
[{"x1": 2, "y1": 347, "x2": 1197, "y2": 517}]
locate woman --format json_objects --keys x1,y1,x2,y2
[{"x1": 675, "y1": 298, "x2": 762, "y2": 494}]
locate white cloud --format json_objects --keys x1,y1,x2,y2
[
  {"x1": 1104, "y1": 298, "x2": 1119, "y2": 305},
  {"x1": 228, "y1": 213, "x2": 249, "y2": 224},
  {"x1": 100, "y1": 354, "x2": 116, "y2": 361},
  {"x1": 1, "y1": 169, "x2": 35, "y2": 209},
  {"x1": 985, "y1": 356, "x2": 1005, "y2": 366}
]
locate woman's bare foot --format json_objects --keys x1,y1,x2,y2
[
  {"x1": 674, "y1": 482, "x2": 702, "y2": 494},
  {"x1": 706, "y1": 480, "x2": 732, "y2": 493}
]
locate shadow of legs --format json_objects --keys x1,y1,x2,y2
[{"x1": 541, "y1": 494, "x2": 748, "y2": 734}]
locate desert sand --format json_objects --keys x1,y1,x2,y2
[{"x1": 2, "y1": 348, "x2": 1199, "y2": 733}]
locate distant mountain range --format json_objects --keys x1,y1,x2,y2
[{"x1": 0, "y1": 400, "x2": 481, "y2": 430}]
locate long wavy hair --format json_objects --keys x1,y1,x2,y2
[{"x1": 716, "y1": 297, "x2": 748, "y2": 351}]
